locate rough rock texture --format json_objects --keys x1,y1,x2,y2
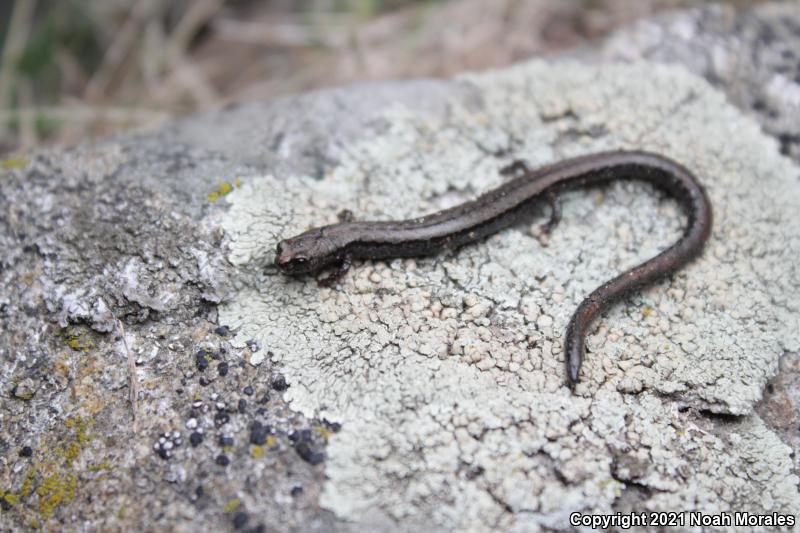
[
  {"x1": 588, "y1": 2, "x2": 800, "y2": 161},
  {"x1": 219, "y1": 61, "x2": 800, "y2": 531},
  {"x1": 0, "y1": 73, "x2": 482, "y2": 531},
  {"x1": 0, "y1": 147, "x2": 349, "y2": 531},
  {"x1": 3, "y1": 3, "x2": 800, "y2": 533},
  {"x1": 575, "y1": 0, "x2": 800, "y2": 511}
]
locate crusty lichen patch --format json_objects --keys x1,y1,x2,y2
[
  {"x1": 219, "y1": 61, "x2": 800, "y2": 531},
  {"x1": 2, "y1": 416, "x2": 102, "y2": 524}
]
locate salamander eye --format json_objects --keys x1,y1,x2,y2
[{"x1": 293, "y1": 257, "x2": 308, "y2": 264}]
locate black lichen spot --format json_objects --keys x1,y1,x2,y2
[
  {"x1": 215, "y1": 325, "x2": 231, "y2": 337},
  {"x1": 243, "y1": 385, "x2": 254, "y2": 396},
  {"x1": 323, "y1": 419, "x2": 342, "y2": 432},
  {"x1": 153, "y1": 432, "x2": 182, "y2": 459},
  {"x1": 195, "y1": 350, "x2": 209, "y2": 371},
  {"x1": 232, "y1": 511, "x2": 249, "y2": 529},
  {"x1": 271, "y1": 375, "x2": 288, "y2": 391},
  {"x1": 20, "y1": 446, "x2": 33, "y2": 457},
  {"x1": 189, "y1": 432, "x2": 204, "y2": 447},
  {"x1": 214, "y1": 412, "x2": 230, "y2": 427},
  {"x1": 290, "y1": 486, "x2": 303, "y2": 497},
  {"x1": 249, "y1": 421, "x2": 270, "y2": 445},
  {"x1": 290, "y1": 429, "x2": 323, "y2": 464},
  {"x1": 289, "y1": 429, "x2": 311, "y2": 443},
  {"x1": 215, "y1": 454, "x2": 230, "y2": 466},
  {"x1": 294, "y1": 441, "x2": 324, "y2": 465},
  {"x1": 217, "y1": 362, "x2": 229, "y2": 377}
]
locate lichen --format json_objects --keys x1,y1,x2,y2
[
  {"x1": 1, "y1": 156, "x2": 29, "y2": 170},
  {"x1": 60, "y1": 328, "x2": 93, "y2": 353},
  {"x1": 207, "y1": 180, "x2": 240, "y2": 202},
  {"x1": 315, "y1": 427, "x2": 333, "y2": 442},
  {"x1": 5, "y1": 416, "x2": 98, "y2": 521},
  {"x1": 1, "y1": 490, "x2": 20, "y2": 506},
  {"x1": 220, "y1": 61, "x2": 800, "y2": 530},
  {"x1": 36, "y1": 473, "x2": 77, "y2": 519},
  {"x1": 223, "y1": 498, "x2": 242, "y2": 513}
]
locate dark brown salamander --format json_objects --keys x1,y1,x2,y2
[{"x1": 274, "y1": 150, "x2": 713, "y2": 387}]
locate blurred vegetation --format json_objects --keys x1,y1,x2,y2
[
  {"x1": 0, "y1": 0, "x2": 770, "y2": 154},
  {"x1": 0, "y1": 0, "x2": 443, "y2": 153}
]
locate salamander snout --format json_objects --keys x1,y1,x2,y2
[{"x1": 274, "y1": 230, "x2": 337, "y2": 276}]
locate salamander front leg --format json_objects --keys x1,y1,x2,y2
[
  {"x1": 317, "y1": 255, "x2": 352, "y2": 287},
  {"x1": 337, "y1": 209, "x2": 354, "y2": 223}
]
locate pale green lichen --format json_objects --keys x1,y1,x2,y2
[{"x1": 219, "y1": 61, "x2": 800, "y2": 531}]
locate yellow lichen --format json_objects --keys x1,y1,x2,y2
[
  {"x1": 61, "y1": 443, "x2": 80, "y2": 466},
  {"x1": 642, "y1": 306, "x2": 654, "y2": 318},
  {"x1": 65, "y1": 416, "x2": 92, "y2": 444},
  {"x1": 1, "y1": 157, "x2": 28, "y2": 170},
  {"x1": 1, "y1": 490, "x2": 20, "y2": 506},
  {"x1": 5, "y1": 416, "x2": 97, "y2": 521},
  {"x1": 265, "y1": 435, "x2": 276, "y2": 447},
  {"x1": 208, "y1": 181, "x2": 236, "y2": 202},
  {"x1": 62, "y1": 329, "x2": 93, "y2": 353},
  {"x1": 223, "y1": 498, "x2": 241, "y2": 513},
  {"x1": 36, "y1": 473, "x2": 77, "y2": 519},
  {"x1": 315, "y1": 427, "x2": 333, "y2": 442},
  {"x1": 87, "y1": 461, "x2": 110, "y2": 472},
  {"x1": 251, "y1": 445, "x2": 264, "y2": 459},
  {"x1": 21, "y1": 470, "x2": 35, "y2": 497}
]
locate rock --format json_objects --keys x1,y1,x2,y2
[
  {"x1": 585, "y1": 2, "x2": 800, "y2": 162},
  {"x1": 11, "y1": 378, "x2": 36, "y2": 400},
  {"x1": 2, "y1": 3, "x2": 799, "y2": 532},
  {"x1": 218, "y1": 58, "x2": 800, "y2": 530}
]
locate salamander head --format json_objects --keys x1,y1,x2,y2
[{"x1": 275, "y1": 229, "x2": 338, "y2": 276}]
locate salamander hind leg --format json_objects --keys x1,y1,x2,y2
[
  {"x1": 500, "y1": 160, "x2": 532, "y2": 178},
  {"x1": 540, "y1": 192, "x2": 562, "y2": 235}
]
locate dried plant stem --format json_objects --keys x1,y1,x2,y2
[
  {"x1": 0, "y1": 0, "x2": 38, "y2": 138},
  {"x1": 0, "y1": 105, "x2": 169, "y2": 124},
  {"x1": 114, "y1": 316, "x2": 139, "y2": 433},
  {"x1": 85, "y1": 0, "x2": 159, "y2": 100}
]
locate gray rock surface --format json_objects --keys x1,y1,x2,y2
[
  {"x1": 220, "y1": 60, "x2": 800, "y2": 531},
  {"x1": 587, "y1": 2, "x2": 800, "y2": 161},
  {"x1": 2, "y1": 3, "x2": 800, "y2": 532},
  {"x1": 577, "y1": 0, "x2": 800, "y2": 516}
]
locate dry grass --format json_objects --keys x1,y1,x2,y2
[{"x1": 0, "y1": 0, "x2": 769, "y2": 154}]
